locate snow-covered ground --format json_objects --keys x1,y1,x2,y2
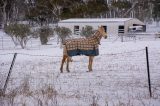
[{"x1": 0, "y1": 24, "x2": 160, "y2": 106}]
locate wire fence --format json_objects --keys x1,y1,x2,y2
[
  {"x1": 0, "y1": 48, "x2": 160, "y2": 105},
  {"x1": 0, "y1": 35, "x2": 160, "y2": 50}
]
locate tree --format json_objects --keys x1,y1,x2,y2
[
  {"x1": 54, "y1": 27, "x2": 71, "y2": 44},
  {"x1": 80, "y1": 25, "x2": 94, "y2": 38},
  {"x1": 0, "y1": 0, "x2": 27, "y2": 28},
  {"x1": 4, "y1": 23, "x2": 31, "y2": 49},
  {"x1": 60, "y1": 1, "x2": 86, "y2": 19},
  {"x1": 0, "y1": 0, "x2": 10, "y2": 28},
  {"x1": 111, "y1": 0, "x2": 132, "y2": 18},
  {"x1": 25, "y1": 0, "x2": 64, "y2": 26},
  {"x1": 86, "y1": 0, "x2": 109, "y2": 17},
  {"x1": 152, "y1": 0, "x2": 160, "y2": 26},
  {"x1": 64, "y1": 0, "x2": 88, "y2": 18},
  {"x1": 38, "y1": 26, "x2": 54, "y2": 45},
  {"x1": 11, "y1": 0, "x2": 27, "y2": 22}
]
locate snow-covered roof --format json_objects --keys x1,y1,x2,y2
[{"x1": 59, "y1": 18, "x2": 133, "y2": 23}]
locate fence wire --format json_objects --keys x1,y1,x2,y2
[{"x1": 1, "y1": 35, "x2": 160, "y2": 50}]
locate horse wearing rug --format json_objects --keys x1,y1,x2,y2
[{"x1": 60, "y1": 26, "x2": 107, "y2": 73}]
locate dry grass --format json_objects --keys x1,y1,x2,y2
[
  {"x1": 89, "y1": 95, "x2": 99, "y2": 106},
  {"x1": 18, "y1": 77, "x2": 33, "y2": 97},
  {"x1": 0, "y1": 89, "x2": 4, "y2": 97},
  {"x1": 0, "y1": 77, "x2": 160, "y2": 106}
]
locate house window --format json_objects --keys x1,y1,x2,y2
[
  {"x1": 118, "y1": 25, "x2": 124, "y2": 33},
  {"x1": 74, "y1": 26, "x2": 80, "y2": 35}
]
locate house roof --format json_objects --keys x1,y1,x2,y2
[{"x1": 59, "y1": 18, "x2": 133, "y2": 23}]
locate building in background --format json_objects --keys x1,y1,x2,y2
[{"x1": 58, "y1": 18, "x2": 145, "y2": 37}]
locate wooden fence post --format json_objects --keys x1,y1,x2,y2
[
  {"x1": 3, "y1": 53, "x2": 17, "y2": 96},
  {"x1": 146, "y1": 47, "x2": 152, "y2": 97}
]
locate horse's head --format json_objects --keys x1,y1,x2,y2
[{"x1": 98, "y1": 26, "x2": 107, "y2": 39}]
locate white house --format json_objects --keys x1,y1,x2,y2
[{"x1": 58, "y1": 18, "x2": 145, "y2": 37}]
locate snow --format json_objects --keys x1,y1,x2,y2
[
  {"x1": 0, "y1": 30, "x2": 7, "y2": 37},
  {"x1": 0, "y1": 24, "x2": 160, "y2": 106},
  {"x1": 59, "y1": 18, "x2": 133, "y2": 23}
]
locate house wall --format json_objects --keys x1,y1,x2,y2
[
  {"x1": 124, "y1": 18, "x2": 145, "y2": 35},
  {"x1": 58, "y1": 18, "x2": 145, "y2": 37},
  {"x1": 58, "y1": 22, "x2": 125, "y2": 37}
]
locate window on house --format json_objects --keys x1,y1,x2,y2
[
  {"x1": 118, "y1": 25, "x2": 124, "y2": 33},
  {"x1": 74, "y1": 26, "x2": 80, "y2": 35}
]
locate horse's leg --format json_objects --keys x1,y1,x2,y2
[
  {"x1": 90, "y1": 56, "x2": 94, "y2": 71},
  {"x1": 88, "y1": 56, "x2": 92, "y2": 71},
  {"x1": 88, "y1": 56, "x2": 94, "y2": 72},
  {"x1": 60, "y1": 55, "x2": 67, "y2": 73},
  {"x1": 66, "y1": 56, "x2": 70, "y2": 72}
]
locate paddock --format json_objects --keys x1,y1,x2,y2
[{"x1": 0, "y1": 40, "x2": 160, "y2": 106}]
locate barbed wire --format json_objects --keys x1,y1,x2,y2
[
  {"x1": 0, "y1": 53, "x2": 15, "y2": 55},
  {"x1": 100, "y1": 48, "x2": 145, "y2": 56},
  {"x1": 0, "y1": 48, "x2": 145, "y2": 57},
  {"x1": 17, "y1": 53, "x2": 61, "y2": 58}
]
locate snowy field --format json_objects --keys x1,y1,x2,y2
[{"x1": 0, "y1": 24, "x2": 160, "y2": 106}]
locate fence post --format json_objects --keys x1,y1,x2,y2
[
  {"x1": 3, "y1": 53, "x2": 17, "y2": 96},
  {"x1": 145, "y1": 47, "x2": 152, "y2": 97}
]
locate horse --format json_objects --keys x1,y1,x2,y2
[{"x1": 60, "y1": 26, "x2": 107, "y2": 73}]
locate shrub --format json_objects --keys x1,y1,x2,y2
[
  {"x1": 38, "y1": 26, "x2": 54, "y2": 45},
  {"x1": 80, "y1": 25, "x2": 95, "y2": 38},
  {"x1": 54, "y1": 27, "x2": 72, "y2": 43},
  {"x1": 4, "y1": 23, "x2": 31, "y2": 49}
]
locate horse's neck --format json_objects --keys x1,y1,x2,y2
[{"x1": 89, "y1": 31, "x2": 102, "y2": 44}]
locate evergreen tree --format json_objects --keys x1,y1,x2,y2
[{"x1": 86, "y1": 0, "x2": 109, "y2": 17}]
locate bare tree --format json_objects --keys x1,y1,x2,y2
[{"x1": 0, "y1": 0, "x2": 7, "y2": 28}]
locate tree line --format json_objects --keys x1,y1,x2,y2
[{"x1": 0, "y1": 0, "x2": 160, "y2": 27}]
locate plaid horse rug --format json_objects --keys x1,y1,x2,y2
[{"x1": 63, "y1": 31, "x2": 102, "y2": 56}]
